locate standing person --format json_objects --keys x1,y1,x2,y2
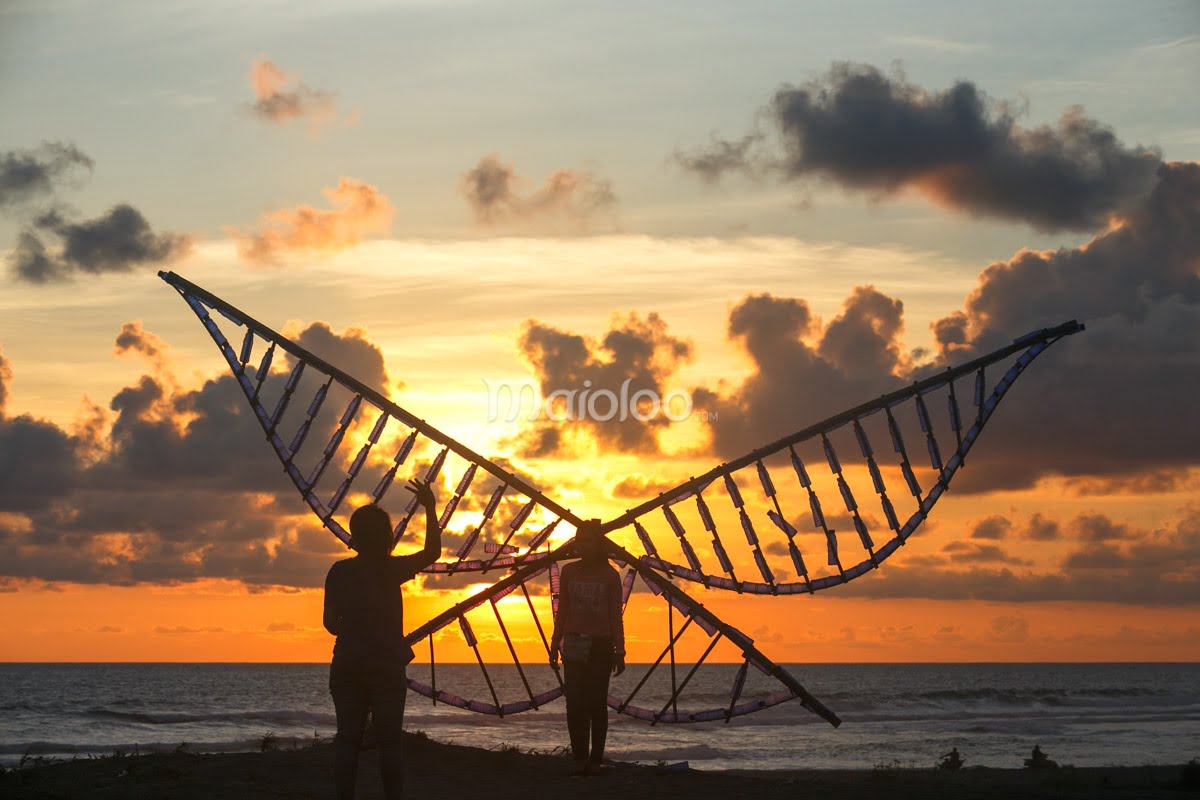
[
  {"x1": 549, "y1": 520, "x2": 626, "y2": 776},
  {"x1": 323, "y1": 479, "x2": 441, "y2": 800}
]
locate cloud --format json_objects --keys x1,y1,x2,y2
[
  {"x1": 3, "y1": 143, "x2": 190, "y2": 283},
  {"x1": 970, "y1": 515, "x2": 1011, "y2": 540},
  {"x1": 942, "y1": 541, "x2": 1030, "y2": 565},
  {"x1": 678, "y1": 62, "x2": 1162, "y2": 232},
  {"x1": 931, "y1": 161, "x2": 1200, "y2": 492},
  {"x1": 673, "y1": 134, "x2": 765, "y2": 184},
  {"x1": 1023, "y1": 513, "x2": 1060, "y2": 541},
  {"x1": 511, "y1": 312, "x2": 693, "y2": 455},
  {"x1": 0, "y1": 415, "x2": 81, "y2": 513},
  {"x1": 461, "y1": 154, "x2": 617, "y2": 231},
  {"x1": 1065, "y1": 470, "x2": 1198, "y2": 496},
  {"x1": 289, "y1": 320, "x2": 392, "y2": 397},
  {"x1": 750, "y1": 624, "x2": 783, "y2": 643},
  {"x1": 248, "y1": 58, "x2": 336, "y2": 127},
  {"x1": 987, "y1": 615, "x2": 1029, "y2": 643},
  {"x1": 1071, "y1": 513, "x2": 1129, "y2": 542},
  {"x1": 0, "y1": 348, "x2": 83, "y2": 512},
  {"x1": 610, "y1": 474, "x2": 677, "y2": 500},
  {"x1": 696, "y1": 285, "x2": 908, "y2": 458},
  {"x1": 11, "y1": 205, "x2": 192, "y2": 283},
  {"x1": 681, "y1": 68, "x2": 1195, "y2": 494},
  {"x1": 0, "y1": 142, "x2": 92, "y2": 208},
  {"x1": 0, "y1": 312, "x2": 557, "y2": 591},
  {"x1": 0, "y1": 347, "x2": 11, "y2": 414},
  {"x1": 841, "y1": 508, "x2": 1200, "y2": 605},
  {"x1": 0, "y1": 320, "x2": 404, "y2": 588},
  {"x1": 231, "y1": 178, "x2": 394, "y2": 263},
  {"x1": 114, "y1": 321, "x2": 170, "y2": 372}
]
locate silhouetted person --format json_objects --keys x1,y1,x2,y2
[
  {"x1": 324, "y1": 480, "x2": 440, "y2": 800},
  {"x1": 939, "y1": 747, "x2": 964, "y2": 771},
  {"x1": 549, "y1": 520, "x2": 626, "y2": 776},
  {"x1": 1025, "y1": 744, "x2": 1058, "y2": 769}
]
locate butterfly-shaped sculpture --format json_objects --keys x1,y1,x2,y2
[{"x1": 160, "y1": 271, "x2": 1083, "y2": 729}]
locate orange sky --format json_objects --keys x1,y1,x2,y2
[{"x1": 2, "y1": 577, "x2": 1197, "y2": 663}]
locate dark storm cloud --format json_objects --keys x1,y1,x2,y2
[
  {"x1": 292, "y1": 321, "x2": 391, "y2": 397},
  {"x1": 696, "y1": 286, "x2": 909, "y2": 458},
  {"x1": 0, "y1": 416, "x2": 81, "y2": 513},
  {"x1": 679, "y1": 62, "x2": 1162, "y2": 232},
  {"x1": 686, "y1": 161, "x2": 1198, "y2": 494},
  {"x1": 12, "y1": 205, "x2": 192, "y2": 283},
  {"x1": 461, "y1": 154, "x2": 617, "y2": 229},
  {"x1": 512, "y1": 312, "x2": 693, "y2": 456},
  {"x1": 0, "y1": 142, "x2": 92, "y2": 209},
  {"x1": 2, "y1": 143, "x2": 191, "y2": 283},
  {"x1": 95, "y1": 319, "x2": 392, "y2": 494},
  {"x1": 9, "y1": 229, "x2": 62, "y2": 282},
  {"x1": 932, "y1": 162, "x2": 1200, "y2": 492},
  {"x1": 695, "y1": 149, "x2": 1197, "y2": 493},
  {"x1": 0, "y1": 321, "x2": 409, "y2": 588},
  {"x1": 0, "y1": 347, "x2": 81, "y2": 512}
]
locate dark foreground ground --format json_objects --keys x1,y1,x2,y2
[{"x1": 2, "y1": 732, "x2": 1195, "y2": 799}]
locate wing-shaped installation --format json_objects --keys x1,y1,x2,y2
[
  {"x1": 160, "y1": 270, "x2": 1082, "y2": 728},
  {"x1": 159, "y1": 271, "x2": 581, "y2": 572},
  {"x1": 603, "y1": 320, "x2": 1084, "y2": 594},
  {"x1": 401, "y1": 546, "x2": 839, "y2": 726}
]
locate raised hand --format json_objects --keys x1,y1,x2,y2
[{"x1": 404, "y1": 478, "x2": 436, "y2": 509}]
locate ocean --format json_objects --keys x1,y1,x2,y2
[{"x1": 1, "y1": 663, "x2": 1196, "y2": 771}]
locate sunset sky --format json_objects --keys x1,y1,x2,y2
[{"x1": 1, "y1": 0, "x2": 1198, "y2": 664}]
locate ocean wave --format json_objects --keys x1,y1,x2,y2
[
  {"x1": 0, "y1": 735, "x2": 321, "y2": 760},
  {"x1": 830, "y1": 686, "x2": 1168, "y2": 701},
  {"x1": 85, "y1": 708, "x2": 335, "y2": 727}
]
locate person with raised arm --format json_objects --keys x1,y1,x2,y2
[
  {"x1": 323, "y1": 479, "x2": 441, "y2": 800},
  {"x1": 549, "y1": 520, "x2": 626, "y2": 776}
]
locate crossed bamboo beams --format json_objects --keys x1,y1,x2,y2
[
  {"x1": 163, "y1": 270, "x2": 1080, "y2": 548},
  {"x1": 160, "y1": 273, "x2": 1084, "y2": 729},
  {"x1": 620, "y1": 327, "x2": 1084, "y2": 594},
  {"x1": 163, "y1": 271, "x2": 1083, "y2": 594},
  {"x1": 159, "y1": 270, "x2": 584, "y2": 528},
  {"x1": 602, "y1": 319, "x2": 1084, "y2": 534},
  {"x1": 402, "y1": 535, "x2": 841, "y2": 727}
]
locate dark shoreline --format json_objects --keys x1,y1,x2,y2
[{"x1": 2, "y1": 732, "x2": 1194, "y2": 799}]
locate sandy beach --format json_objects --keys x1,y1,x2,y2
[{"x1": 2, "y1": 732, "x2": 1193, "y2": 800}]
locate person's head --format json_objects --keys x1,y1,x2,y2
[
  {"x1": 575, "y1": 519, "x2": 606, "y2": 564},
  {"x1": 349, "y1": 504, "x2": 393, "y2": 558}
]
